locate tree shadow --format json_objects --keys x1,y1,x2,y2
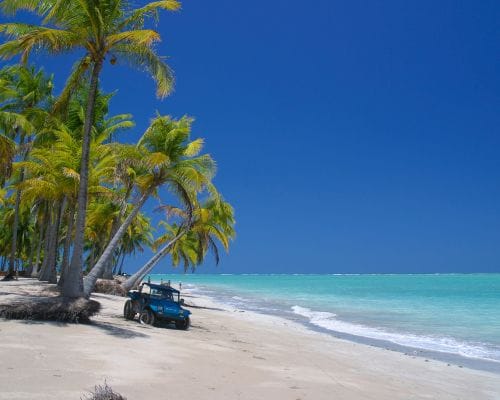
[
  {"x1": 88, "y1": 321, "x2": 149, "y2": 339},
  {"x1": 17, "y1": 319, "x2": 69, "y2": 328},
  {"x1": 13, "y1": 312, "x2": 149, "y2": 339}
]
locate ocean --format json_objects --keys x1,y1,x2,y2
[{"x1": 149, "y1": 273, "x2": 500, "y2": 371}]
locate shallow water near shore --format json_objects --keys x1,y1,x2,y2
[{"x1": 150, "y1": 273, "x2": 500, "y2": 372}]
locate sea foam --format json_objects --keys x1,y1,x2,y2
[{"x1": 291, "y1": 306, "x2": 500, "y2": 362}]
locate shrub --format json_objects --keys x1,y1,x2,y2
[{"x1": 82, "y1": 383, "x2": 126, "y2": 400}]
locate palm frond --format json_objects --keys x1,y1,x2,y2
[
  {"x1": 53, "y1": 56, "x2": 91, "y2": 113},
  {"x1": 0, "y1": 0, "x2": 54, "y2": 16},
  {"x1": 106, "y1": 29, "x2": 160, "y2": 48},
  {"x1": 122, "y1": 1, "x2": 181, "y2": 28},
  {"x1": 0, "y1": 23, "x2": 79, "y2": 63},
  {"x1": 184, "y1": 138, "x2": 204, "y2": 157},
  {"x1": 0, "y1": 110, "x2": 34, "y2": 133},
  {"x1": 113, "y1": 43, "x2": 174, "y2": 98}
]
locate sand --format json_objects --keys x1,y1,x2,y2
[{"x1": 0, "y1": 279, "x2": 499, "y2": 399}]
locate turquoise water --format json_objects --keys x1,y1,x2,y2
[{"x1": 150, "y1": 274, "x2": 500, "y2": 365}]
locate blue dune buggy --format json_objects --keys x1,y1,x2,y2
[{"x1": 123, "y1": 283, "x2": 191, "y2": 330}]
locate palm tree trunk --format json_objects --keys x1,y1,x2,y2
[
  {"x1": 88, "y1": 245, "x2": 95, "y2": 274},
  {"x1": 39, "y1": 200, "x2": 64, "y2": 283},
  {"x1": 39, "y1": 200, "x2": 65, "y2": 282},
  {"x1": 47, "y1": 199, "x2": 66, "y2": 283},
  {"x1": 25, "y1": 228, "x2": 37, "y2": 276},
  {"x1": 101, "y1": 216, "x2": 122, "y2": 280},
  {"x1": 121, "y1": 228, "x2": 187, "y2": 292},
  {"x1": 58, "y1": 207, "x2": 74, "y2": 287},
  {"x1": 24, "y1": 203, "x2": 41, "y2": 276},
  {"x1": 8, "y1": 187, "x2": 22, "y2": 274},
  {"x1": 7, "y1": 134, "x2": 25, "y2": 274},
  {"x1": 38, "y1": 207, "x2": 55, "y2": 281},
  {"x1": 101, "y1": 212, "x2": 124, "y2": 280},
  {"x1": 114, "y1": 249, "x2": 125, "y2": 275},
  {"x1": 63, "y1": 60, "x2": 103, "y2": 298},
  {"x1": 83, "y1": 190, "x2": 150, "y2": 297},
  {"x1": 102, "y1": 259, "x2": 114, "y2": 280},
  {"x1": 31, "y1": 218, "x2": 44, "y2": 277}
]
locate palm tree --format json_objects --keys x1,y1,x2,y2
[
  {"x1": 0, "y1": 65, "x2": 53, "y2": 274},
  {"x1": 154, "y1": 199, "x2": 235, "y2": 272},
  {"x1": 156, "y1": 224, "x2": 200, "y2": 272},
  {"x1": 17, "y1": 110, "x2": 117, "y2": 282},
  {"x1": 0, "y1": 0, "x2": 179, "y2": 297},
  {"x1": 121, "y1": 197, "x2": 235, "y2": 292},
  {"x1": 191, "y1": 199, "x2": 235, "y2": 265},
  {"x1": 83, "y1": 115, "x2": 216, "y2": 297}
]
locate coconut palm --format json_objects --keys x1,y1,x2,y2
[
  {"x1": 155, "y1": 224, "x2": 200, "y2": 272},
  {"x1": 121, "y1": 197, "x2": 235, "y2": 292},
  {"x1": 0, "y1": 65, "x2": 53, "y2": 113},
  {"x1": 0, "y1": 65, "x2": 53, "y2": 274},
  {"x1": 17, "y1": 113, "x2": 117, "y2": 282},
  {"x1": 155, "y1": 199, "x2": 235, "y2": 271},
  {"x1": 0, "y1": 0, "x2": 179, "y2": 297},
  {"x1": 83, "y1": 115, "x2": 216, "y2": 297}
]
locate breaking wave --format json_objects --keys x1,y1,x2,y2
[{"x1": 292, "y1": 306, "x2": 500, "y2": 362}]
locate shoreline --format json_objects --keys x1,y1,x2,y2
[
  {"x1": 178, "y1": 281, "x2": 500, "y2": 374},
  {"x1": 0, "y1": 279, "x2": 499, "y2": 399}
]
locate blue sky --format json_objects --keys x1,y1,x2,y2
[{"x1": 4, "y1": 1, "x2": 500, "y2": 273}]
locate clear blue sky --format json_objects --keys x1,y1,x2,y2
[{"x1": 4, "y1": 1, "x2": 500, "y2": 273}]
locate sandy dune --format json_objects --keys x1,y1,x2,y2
[{"x1": 0, "y1": 279, "x2": 499, "y2": 399}]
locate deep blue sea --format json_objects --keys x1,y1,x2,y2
[{"x1": 150, "y1": 273, "x2": 500, "y2": 369}]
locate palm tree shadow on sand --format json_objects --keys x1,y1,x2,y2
[{"x1": 16, "y1": 318, "x2": 149, "y2": 339}]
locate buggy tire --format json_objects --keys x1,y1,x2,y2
[
  {"x1": 139, "y1": 309, "x2": 155, "y2": 326},
  {"x1": 123, "y1": 300, "x2": 135, "y2": 320},
  {"x1": 175, "y1": 317, "x2": 190, "y2": 330}
]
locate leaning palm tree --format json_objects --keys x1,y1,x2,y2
[
  {"x1": 83, "y1": 115, "x2": 216, "y2": 297},
  {"x1": 121, "y1": 196, "x2": 235, "y2": 292},
  {"x1": 0, "y1": 0, "x2": 179, "y2": 297},
  {"x1": 154, "y1": 199, "x2": 235, "y2": 272}
]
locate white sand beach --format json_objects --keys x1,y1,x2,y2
[{"x1": 0, "y1": 280, "x2": 499, "y2": 400}]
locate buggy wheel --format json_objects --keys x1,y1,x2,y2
[
  {"x1": 139, "y1": 309, "x2": 155, "y2": 326},
  {"x1": 123, "y1": 300, "x2": 135, "y2": 320},
  {"x1": 175, "y1": 317, "x2": 190, "y2": 330}
]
